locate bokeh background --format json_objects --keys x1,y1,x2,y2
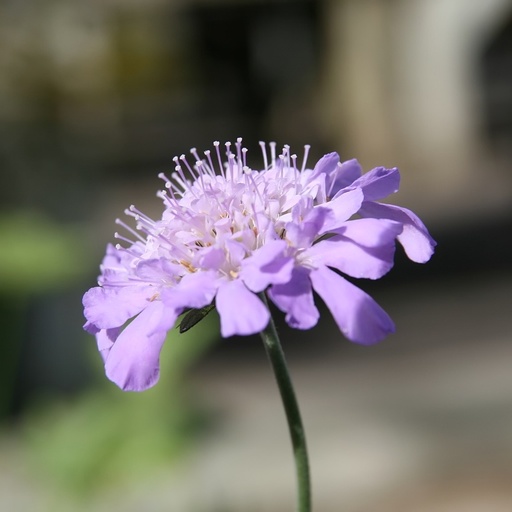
[{"x1": 1, "y1": 0, "x2": 512, "y2": 510}]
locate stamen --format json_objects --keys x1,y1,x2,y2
[
  {"x1": 301, "y1": 144, "x2": 311, "y2": 173},
  {"x1": 195, "y1": 160, "x2": 208, "y2": 190},
  {"x1": 203, "y1": 150, "x2": 216, "y2": 176},
  {"x1": 225, "y1": 143, "x2": 235, "y2": 180},
  {"x1": 114, "y1": 244, "x2": 144, "y2": 260},
  {"x1": 270, "y1": 141, "x2": 277, "y2": 167},
  {"x1": 235, "y1": 137, "x2": 243, "y2": 165},
  {"x1": 158, "y1": 172, "x2": 171, "y2": 186},
  {"x1": 283, "y1": 144, "x2": 291, "y2": 169},
  {"x1": 259, "y1": 141, "x2": 268, "y2": 170},
  {"x1": 101, "y1": 274, "x2": 159, "y2": 287},
  {"x1": 244, "y1": 171, "x2": 264, "y2": 230},
  {"x1": 213, "y1": 141, "x2": 225, "y2": 178},
  {"x1": 172, "y1": 158, "x2": 193, "y2": 188},
  {"x1": 165, "y1": 176, "x2": 186, "y2": 197},
  {"x1": 115, "y1": 218, "x2": 145, "y2": 242},
  {"x1": 327, "y1": 162, "x2": 343, "y2": 198},
  {"x1": 157, "y1": 189, "x2": 174, "y2": 208},
  {"x1": 242, "y1": 147, "x2": 248, "y2": 168},
  {"x1": 292, "y1": 154, "x2": 300, "y2": 193},
  {"x1": 172, "y1": 168, "x2": 198, "y2": 198},
  {"x1": 180, "y1": 259, "x2": 197, "y2": 273},
  {"x1": 164, "y1": 182, "x2": 182, "y2": 206},
  {"x1": 180, "y1": 154, "x2": 198, "y2": 181},
  {"x1": 126, "y1": 205, "x2": 155, "y2": 225},
  {"x1": 202, "y1": 181, "x2": 224, "y2": 214},
  {"x1": 278, "y1": 154, "x2": 286, "y2": 179},
  {"x1": 114, "y1": 232, "x2": 135, "y2": 245},
  {"x1": 225, "y1": 142, "x2": 234, "y2": 180},
  {"x1": 291, "y1": 154, "x2": 298, "y2": 173},
  {"x1": 190, "y1": 147, "x2": 201, "y2": 164}
]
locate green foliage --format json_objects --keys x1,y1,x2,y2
[
  {"x1": 24, "y1": 312, "x2": 220, "y2": 497},
  {"x1": 0, "y1": 211, "x2": 90, "y2": 418},
  {"x1": 0, "y1": 211, "x2": 89, "y2": 295}
]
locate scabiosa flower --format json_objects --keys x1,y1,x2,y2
[{"x1": 83, "y1": 139, "x2": 435, "y2": 391}]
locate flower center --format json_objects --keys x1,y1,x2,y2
[{"x1": 113, "y1": 139, "x2": 315, "y2": 283}]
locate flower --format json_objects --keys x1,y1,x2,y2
[{"x1": 83, "y1": 139, "x2": 435, "y2": 391}]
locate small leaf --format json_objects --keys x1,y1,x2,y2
[{"x1": 179, "y1": 304, "x2": 215, "y2": 333}]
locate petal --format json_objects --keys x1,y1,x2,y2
[
  {"x1": 82, "y1": 285, "x2": 154, "y2": 330},
  {"x1": 135, "y1": 258, "x2": 181, "y2": 281},
  {"x1": 331, "y1": 158, "x2": 363, "y2": 194},
  {"x1": 162, "y1": 270, "x2": 219, "y2": 311},
  {"x1": 216, "y1": 280, "x2": 270, "y2": 337},
  {"x1": 359, "y1": 202, "x2": 436, "y2": 263},
  {"x1": 98, "y1": 243, "x2": 145, "y2": 288},
  {"x1": 333, "y1": 218, "x2": 403, "y2": 247},
  {"x1": 83, "y1": 321, "x2": 99, "y2": 335},
  {"x1": 240, "y1": 240, "x2": 294, "y2": 292},
  {"x1": 310, "y1": 152, "x2": 340, "y2": 180},
  {"x1": 286, "y1": 203, "x2": 332, "y2": 248},
  {"x1": 225, "y1": 239, "x2": 247, "y2": 267},
  {"x1": 104, "y1": 301, "x2": 168, "y2": 391},
  {"x1": 310, "y1": 266, "x2": 395, "y2": 344},
  {"x1": 351, "y1": 167, "x2": 400, "y2": 201},
  {"x1": 305, "y1": 219, "x2": 402, "y2": 279},
  {"x1": 308, "y1": 152, "x2": 340, "y2": 200},
  {"x1": 100, "y1": 243, "x2": 123, "y2": 267},
  {"x1": 155, "y1": 271, "x2": 219, "y2": 333},
  {"x1": 95, "y1": 327, "x2": 121, "y2": 363},
  {"x1": 196, "y1": 247, "x2": 226, "y2": 270},
  {"x1": 267, "y1": 267, "x2": 319, "y2": 330},
  {"x1": 321, "y1": 187, "x2": 364, "y2": 233}
]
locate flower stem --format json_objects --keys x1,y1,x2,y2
[{"x1": 259, "y1": 293, "x2": 311, "y2": 512}]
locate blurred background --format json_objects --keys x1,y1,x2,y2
[{"x1": 1, "y1": 0, "x2": 512, "y2": 510}]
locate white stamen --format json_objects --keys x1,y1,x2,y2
[
  {"x1": 327, "y1": 162, "x2": 343, "y2": 198},
  {"x1": 259, "y1": 141, "x2": 269, "y2": 170},
  {"x1": 179, "y1": 154, "x2": 198, "y2": 181},
  {"x1": 301, "y1": 144, "x2": 311, "y2": 173},
  {"x1": 291, "y1": 154, "x2": 298, "y2": 176},
  {"x1": 115, "y1": 218, "x2": 145, "y2": 242},
  {"x1": 235, "y1": 137, "x2": 243, "y2": 164},
  {"x1": 283, "y1": 144, "x2": 291, "y2": 168},
  {"x1": 114, "y1": 232, "x2": 135, "y2": 245},
  {"x1": 269, "y1": 142, "x2": 277, "y2": 167},
  {"x1": 242, "y1": 147, "x2": 248, "y2": 168},
  {"x1": 203, "y1": 150, "x2": 216, "y2": 176},
  {"x1": 213, "y1": 141, "x2": 225, "y2": 178}
]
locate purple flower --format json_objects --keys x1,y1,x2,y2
[
  {"x1": 312, "y1": 154, "x2": 436, "y2": 263},
  {"x1": 83, "y1": 140, "x2": 435, "y2": 391}
]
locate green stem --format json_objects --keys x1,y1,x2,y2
[{"x1": 259, "y1": 293, "x2": 311, "y2": 512}]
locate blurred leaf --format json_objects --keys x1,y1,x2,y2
[
  {"x1": 24, "y1": 311, "x2": 220, "y2": 497},
  {"x1": 0, "y1": 211, "x2": 89, "y2": 295}
]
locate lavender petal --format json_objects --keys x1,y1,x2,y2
[{"x1": 310, "y1": 265, "x2": 395, "y2": 344}]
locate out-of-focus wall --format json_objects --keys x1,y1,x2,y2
[
  {"x1": 320, "y1": 0, "x2": 512, "y2": 223},
  {"x1": 3, "y1": 0, "x2": 510, "y2": 225}
]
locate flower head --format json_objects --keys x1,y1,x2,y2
[{"x1": 83, "y1": 139, "x2": 435, "y2": 391}]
